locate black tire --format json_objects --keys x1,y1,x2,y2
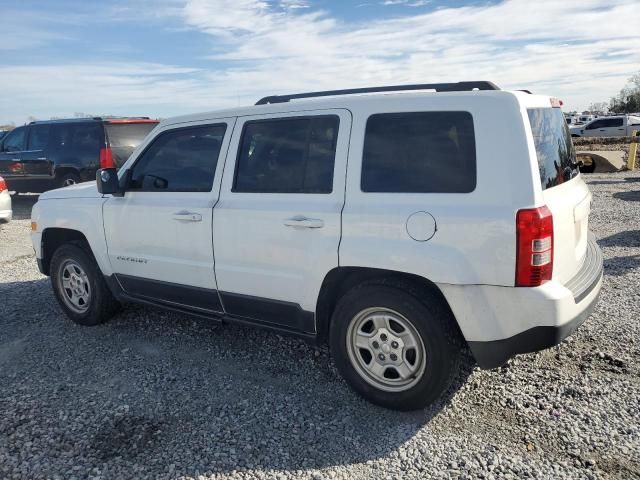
[
  {"x1": 57, "y1": 171, "x2": 81, "y2": 188},
  {"x1": 580, "y1": 160, "x2": 596, "y2": 174},
  {"x1": 50, "y1": 243, "x2": 121, "y2": 326},
  {"x1": 329, "y1": 282, "x2": 465, "y2": 411}
]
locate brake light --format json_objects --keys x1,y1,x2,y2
[
  {"x1": 0, "y1": 177, "x2": 6, "y2": 192},
  {"x1": 99, "y1": 147, "x2": 115, "y2": 169},
  {"x1": 516, "y1": 206, "x2": 554, "y2": 287}
]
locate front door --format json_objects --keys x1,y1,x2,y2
[
  {"x1": 103, "y1": 118, "x2": 235, "y2": 313},
  {"x1": 212, "y1": 110, "x2": 351, "y2": 333}
]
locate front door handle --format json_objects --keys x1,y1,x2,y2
[
  {"x1": 173, "y1": 211, "x2": 202, "y2": 222},
  {"x1": 284, "y1": 215, "x2": 324, "y2": 229}
]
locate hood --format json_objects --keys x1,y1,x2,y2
[{"x1": 39, "y1": 181, "x2": 101, "y2": 200}]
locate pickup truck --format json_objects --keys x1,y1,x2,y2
[{"x1": 570, "y1": 115, "x2": 640, "y2": 137}]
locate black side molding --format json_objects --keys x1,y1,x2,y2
[{"x1": 105, "y1": 274, "x2": 316, "y2": 337}]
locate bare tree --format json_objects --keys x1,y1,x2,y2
[{"x1": 588, "y1": 102, "x2": 608, "y2": 114}]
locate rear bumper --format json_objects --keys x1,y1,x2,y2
[
  {"x1": 4, "y1": 176, "x2": 55, "y2": 193},
  {"x1": 0, "y1": 209, "x2": 12, "y2": 222},
  {"x1": 439, "y1": 233, "x2": 603, "y2": 369},
  {"x1": 468, "y1": 281, "x2": 601, "y2": 368}
]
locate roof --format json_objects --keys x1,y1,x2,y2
[
  {"x1": 29, "y1": 116, "x2": 158, "y2": 125},
  {"x1": 161, "y1": 88, "x2": 538, "y2": 128}
]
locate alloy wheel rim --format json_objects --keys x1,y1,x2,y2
[
  {"x1": 346, "y1": 307, "x2": 426, "y2": 392},
  {"x1": 57, "y1": 260, "x2": 91, "y2": 313}
]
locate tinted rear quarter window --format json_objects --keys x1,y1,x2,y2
[
  {"x1": 51, "y1": 123, "x2": 103, "y2": 153},
  {"x1": 361, "y1": 112, "x2": 476, "y2": 193},
  {"x1": 528, "y1": 108, "x2": 579, "y2": 190}
]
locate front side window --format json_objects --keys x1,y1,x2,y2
[
  {"x1": 361, "y1": 112, "x2": 476, "y2": 193},
  {"x1": 129, "y1": 124, "x2": 226, "y2": 192},
  {"x1": 1, "y1": 127, "x2": 26, "y2": 153},
  {"x1": 586, "y1": 120, "x2": 602, "y2": 130},
  {"x1": 234, "y1": 116, "x2": 339, "y2": 193}
]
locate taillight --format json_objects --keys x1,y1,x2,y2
[
  {"x1": 516, "y1": 206, "x2": 554, "y2": 287},
  {"x1": 100, "y1": 147, "x2": 115, "y2": 169},
  {"x1": 0, "y1": 177, "x2": 6, "y2": 192}
]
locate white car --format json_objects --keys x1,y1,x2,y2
[
  {"x1": 570, "y1": 115, "x2": 640, "y2": 137},
  {"x1": 30, "y1": 82, "x2": 603, "y2": 410},
  {"x1": 0, "y1": 176, "x2": 12, "y2": 222}
]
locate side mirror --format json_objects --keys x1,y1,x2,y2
[{"x1": 96, "y1": 168, "x2": 122, "y2": 196}]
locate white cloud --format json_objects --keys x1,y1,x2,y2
[
  {"x1": 381, "y1": 0, "x2": 431, "y2": 6},
  {"x1": 1, "y1": 0, "x2": 639, "y2": 122}
]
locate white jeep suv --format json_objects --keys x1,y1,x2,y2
[{"x1": 30, "y1": 82, "x2": 603, "y2": 410}]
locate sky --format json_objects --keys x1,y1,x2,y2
[{"x1": 1, "y1": 0, "x2": 639, "y2": 124}]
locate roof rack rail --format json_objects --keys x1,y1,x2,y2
[{"x1": 255, "y1": 81, "x2": 500, "y2": 105}]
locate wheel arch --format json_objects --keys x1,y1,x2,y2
[
  {"x1": 315, "y1": 267, "x2": 463, "y2": 344},
  {"x1": 40, "y1": 228, "x2": 91, "y2": 276}
]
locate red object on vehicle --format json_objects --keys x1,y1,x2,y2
[
  {"x1": 515, "y1": 206, "x2": 554, "y2": 287},
  {"x1": 550, "y1": 97, "x2": 563, "y2": 108},
  {"x1": 99, "y1": 147, "x2": 115, "y2": 169},
  {"x1": 0, "y1": 176, "x2": 6, "y2": 192}
]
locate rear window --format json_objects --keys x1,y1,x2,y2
[
  {"x1": 361, "y1": 112, "x2": 476, "y2": 193},
  {"x1": 527, "y1": 108, "x2": 579, "y2": 190},
  {"x1": 105, "y1": 122, "x2": 158, "y2": 167}
]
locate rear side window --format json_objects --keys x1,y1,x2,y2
[
  {"x1": 28, "y1": 125, "x2": 51, "y2": 150},
  {"x1": 129, "y1": 124, "x2": 226, "y2": 192},
  {"x1": 528, "y1": 108, "x2": 579, "y2": 190},
  {"x1": 234, "y1": 116, "x2": 339, "y2": 194},
  {"x1": 51, "y1": 123, "x2": 103, "y2": 152},
  {"x1": 105, "y1": 122, "x2": 158, "y2": 166},
  {"x1": 361, "y1": 112, "x2": 476, "y2": 193}
]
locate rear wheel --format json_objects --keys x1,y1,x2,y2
[
  {"x1": 57, "y1": 171, "x2": 80, "y2": 188},
  {"x1": 329, "y1": 283, "x2": 465, "y2": 411},
  {"x1": 50, "y1": 243, "x2": 120, "y2": 326}
]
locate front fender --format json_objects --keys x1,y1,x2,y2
[{"x1": 31, "y1": 197, "x2": 111, "y2": 275}]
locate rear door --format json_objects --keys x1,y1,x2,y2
[
  {"x1": 212, "y1": 110, "x2": 350, "y2": 332},
  {"x1": 602, "y1": 118, "x2": 625, "y2": 137},
  {"x1": 0, "y1": 126, "x2": 28, "y2": 177},
  {"x1": 22, "y1": 124, "x2": 54, "y2": 176},
  {"x1": 528, "y1": 107, "x2": 590, "y2": 284}
]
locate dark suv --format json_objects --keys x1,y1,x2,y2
[{"x1": 0, "y1": 117, "x2": 158, "y2": 193}]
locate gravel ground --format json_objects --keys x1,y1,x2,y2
[{"x1": 0, "y1": 174, "x2": 639, "y2": 480}]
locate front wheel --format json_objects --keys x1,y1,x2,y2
[
  {"x1": 330, "y1": 283, "x2": 466, "y2": 411},
  {"x1": 50, "y1": 243, "x2": 121, "y2": 326}
]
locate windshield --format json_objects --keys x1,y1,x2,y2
[
  {"x1": 105, "y1": 122, "x2": 158, "y2": 167},
  {"x1": 528, "y1": 108, "x2": 579, "y2": 190}
]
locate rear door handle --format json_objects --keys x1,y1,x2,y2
[
  {"x1": 173, "y1": 211, "x2": 202, "y2": 222},
  {"x1": 284, "y1": 215, "x2": 324, "y2": 229}
]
